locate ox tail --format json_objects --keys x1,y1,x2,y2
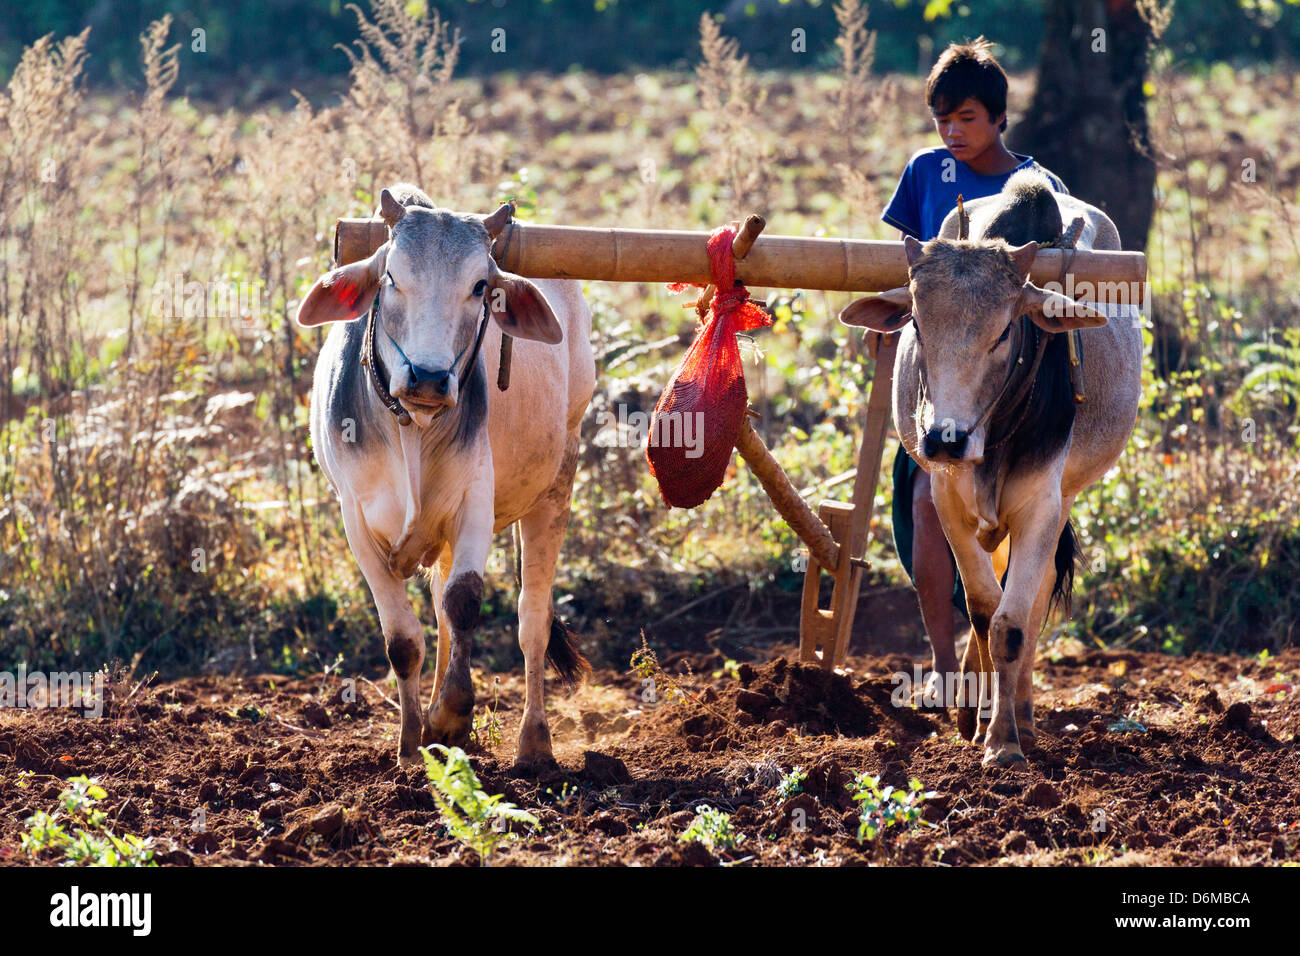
[
  {"x1": 547, "y1": 614, "x2": 591, "y2": 687},
  {"x1": 1049, "y1": 520, "x2": 1077, "y2": 618}
]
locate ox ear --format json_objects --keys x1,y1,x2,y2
[
  {"x1": 486, "y1": 265, "x2": 563, "y2": 345},
  {"x1": 839, "y1": 286, "x2": 913, "y2": 332},
  {"x1": 1020, "y1": 282, "x2": 1109, "y2": 333},
  {"x1": 296, "y1": 245, "x2": 387, "y2": 327}
]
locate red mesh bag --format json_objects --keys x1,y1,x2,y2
[{"x1": 647, "y1": 225, "x2": 771, "y2": 508}]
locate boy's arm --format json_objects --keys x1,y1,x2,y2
[{"x1": 881, "y1": 157, "x2": 922, "y2": 240}]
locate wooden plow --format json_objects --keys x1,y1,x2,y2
[{"x1": 333, "y1": 211, "x2": 1147, "y2": 670}]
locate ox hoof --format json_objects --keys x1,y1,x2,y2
[
  {"x1": 422, "y1": 706, "x2": 473, "y2": 750},
  {"x1": 422, "y1": 717, "x2": 472, "y2": 750},
  {"x1": 511, "y1": 752, "x2": 559, "y2": 777},
  {"x1": 512, "y1": 716, "x2": 555, "y2": 774},
  {"x1": 397, "y1": 749, "x2": 424, "y2": 769},
  {"x1": 982, "y1": 744, "x2": 1028, "y2": 769}
]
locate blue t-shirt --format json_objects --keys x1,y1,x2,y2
[{"x1": 882, "y1": 147, "x2": 1069, "y2": 242}]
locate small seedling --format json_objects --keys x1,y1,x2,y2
[
  {"x1": 422, "y1": 745, "x2": 538, "y2": 866},
  {"x1": 847, "y1": 774, "x2": 935, "y2": 843},
  {"x1": 775, "y1": 766, "x2": 807, "y2": 801},
  {"x1": 471, "y1": 676, "x2": 504, "y2": 749},
  {"x1": 679, "y1": 804, "x2": 744, "y2": 852},
  {"x1": 545, "y1": 782, "x2": 577, "y2": 807},
  {"x1": 711, "y1": 659, "x2": 742, "y2": 680}
]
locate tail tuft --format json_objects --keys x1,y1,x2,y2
[
  {"x1": 1050, "y1": 520, "x2": 1077, "y2": 618},
  {"x1": 547, "y1": 615, "x2": 591, "y2": 687}
]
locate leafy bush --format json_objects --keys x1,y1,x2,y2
[
  {"x1": 847, "y1": 774, "x2": 933, "y2": 843},
  {"x1": 21, "y1": 776, "x2": 156, "y2": 866},
  {"x1": 679, "y1": 804, "x2": 744, "y2": 852}
]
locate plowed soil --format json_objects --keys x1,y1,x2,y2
[{"x1": 2, "y1": 635, "x2": 1298, "y2": 866}]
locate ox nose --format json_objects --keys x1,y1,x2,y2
[
  {"x1": 923, "y1": 427, "x2": 968, "y2": 461},
  {"x1": 398, "y1": 365, "x2": 455, "y2": 408}
]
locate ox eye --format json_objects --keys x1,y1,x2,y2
[
  {"x1": 991, "y1": 322, "x2": 1011, "y2": 352},
  {"x1": 473, "y1": 279, "x2": 488, "y2": 297},
  {"x1": 385, "y1": 271, "x2": 398, "y2": 292}
]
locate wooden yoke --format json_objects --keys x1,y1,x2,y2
[{"x1": 331, "y1": 212, "x2": 1147, "y2": 672}]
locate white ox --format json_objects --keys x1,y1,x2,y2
[
  {"x1": 296, "y1": 184, "x2": 596, "y2": 771},
  {"x1": 841, "y1": 171, "x2": 1142, "y2": 767}
]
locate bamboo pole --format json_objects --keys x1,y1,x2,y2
[{"x1": 334, "y1": 217, "x2": 1148, "y2": 295}]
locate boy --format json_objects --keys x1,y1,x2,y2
[{"x1": 876, "y1": 38, "x2": 1067, "y2": 700}]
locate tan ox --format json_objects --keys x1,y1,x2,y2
[
  {"x1": 841, "y1": 171, "x2": 1142, "y2": 767},
  {"x1": 297, "y1": 185, "x2": 596, "y2": 771}
]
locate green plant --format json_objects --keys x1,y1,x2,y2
[
  {"x1": 776, "y1": 766, "x2": 807, "y2": 801},
  {"x1": 679, "y1": 804, "x2": 744, "y2": 852},
  {"x1": 421, "y1": 745, "x2": 538, "y2": 866},
  {"x1": 846, "y1": 774, "x2": 934, "y2": 843},
  {"x1": 545, "y1": 782, "x2": 578, "y2": 808},
  {"x1": 471, "y1": 676, "x2": 504, "y2": 749},
  {"x1": 711, "y1": 658, "x2": 742, "y2": 680},
  {"x1": 21, "y1": 776, "x2": 156, "y2": 866}
]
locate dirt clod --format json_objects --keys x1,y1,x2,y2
[{"x1": 582, "y1": 750, "x2": 632, "y2": 785}]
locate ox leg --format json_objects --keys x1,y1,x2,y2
[
  {"x1": 424, "y1": 467, "x2": 495, "y2": 750},
  {"x1": 1014, "y1": 494, "x2": 1077, "y2": 751},
  {"x1": 428, "y1": 545, "x2": 453, "y2": 700},
  {"x1": 983, "y1": 491, "x2": 1063, "y2": 768},
  {"x1": 339, "y1": 501, "x2": 426, "y2": 766},
  {"x1": 930, "y1": 474, "x2": 1002, "y2": 746},
  {"x1": 513, "y1": 435, "x2": 581, "y2": 772}
]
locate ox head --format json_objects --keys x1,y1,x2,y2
[
  {"x1": 840, "y1": 236, "x2": 1107, "y2": 466},
  {"x1": 296, "y1": 187, "x2": 563, "y2": 427}
]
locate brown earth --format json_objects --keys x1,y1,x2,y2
[{"x1": 2, "y1": 629, "x2": 1297, "y2": 867}]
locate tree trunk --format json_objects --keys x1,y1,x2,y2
[{"x1": 1007, "y1": 0, "x2": 1156, "y2": 252}]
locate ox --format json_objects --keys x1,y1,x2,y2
[
  {"x1": 296, "y1": 184, "x2": 596, "y2": 771},
  {"x1": 841, "y1": 171, "x2": 1141, "y2": 767}
]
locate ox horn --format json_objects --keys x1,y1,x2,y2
[
  {"x1": 483, "y1": 200, "x2": 516, "y2": 240},
  {"x1": 379, "y1": 188, "x2": 407, "y2": 228}
]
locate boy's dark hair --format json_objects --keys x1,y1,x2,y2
[{"x1": 926, "y1": 36, "x2": 1009, "y2": 132}]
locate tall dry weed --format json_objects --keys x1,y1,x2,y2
[
  {"x1": 696, "y1": 14, "x2": 771, "y2": 218},
  {"x1": 832, "y1": 0, "x2": 888, "y2": 232},
  {"x1": 338, "y1": 0, "x2": 477, "y2": 203}
]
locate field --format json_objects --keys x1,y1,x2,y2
[
  {"x1": 5, "y1": 621, "x2": 1298, "y2": 866},
  {"x1": 2, "y1": 3, "x2": 1300, "y2": 868}
]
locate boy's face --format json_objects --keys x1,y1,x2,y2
[{"x1": 932, "y1": 97, "x2": 1005, "y2": 162}]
